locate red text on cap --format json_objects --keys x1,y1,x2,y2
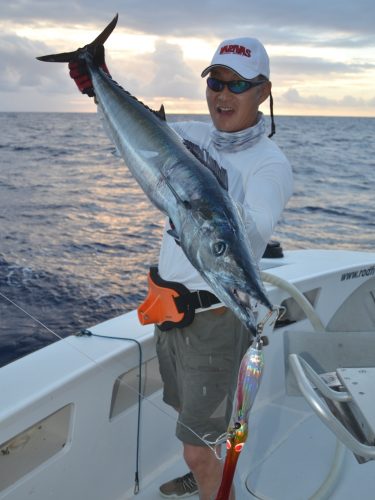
[{"x1": 220, "y1": 45, "x2": 251, "y2": 57}]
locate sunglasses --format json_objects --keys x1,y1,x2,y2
[{"x1": 207, "y1": 77, "x2": 266, "y2": 94}]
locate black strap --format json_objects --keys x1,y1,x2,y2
[
  {"x1": 174, "y1": 290, "x2": 220, "y2": 312},
  {"x1": 150, "y1": 266, "x2": 221, "y2": 331},
  {"x1": 268, "y1": 92, "x2": 276, "y2": 138}
]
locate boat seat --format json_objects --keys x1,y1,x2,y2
[{"x1": 284, "y1": 330, "x2": 375, "y2": 462}]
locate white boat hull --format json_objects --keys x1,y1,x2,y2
[{"x1": 1, "y1": 249, "x2": 375, "y2": 499}]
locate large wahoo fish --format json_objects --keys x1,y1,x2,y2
[{"x1": 37, "y1": 14, "x2": 273, "y2": 334}]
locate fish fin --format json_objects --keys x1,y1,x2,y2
[
  {"x1": 91, "y1": 14, "x2": 119, "y2": 47},
  {"x1": 36, "y1": 14, "x2": 118, "y2": 63},
  {"x1": 166, "y1": 229, "x2": 181, "y2": 245},
  {"x1": 167, "y1": 219, "x2": 181, "y2": 245},
  {"x1": 36, "y1": 50, "x2": 80, "y2": 63},
  {"x1": 161, "y1": 175, "x2": 191, "y2": 209},
  {"x1": 183, "y1": 140, "x2": 228, "y2": 191},
  {"x1": 156, "y1": 104, "x2": 166, "y2": 121}
]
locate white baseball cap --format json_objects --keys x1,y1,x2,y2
[{"x1": 201, "y1": 37, "x2": 270, "y2": 80}]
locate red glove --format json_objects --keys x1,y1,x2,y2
[{"x1": 69, "y1": 45, "x2": 110, "y2": 98}]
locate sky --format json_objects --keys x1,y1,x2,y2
[{"x1": 1, "y1": 0, "x2": 374, "y2": 117}]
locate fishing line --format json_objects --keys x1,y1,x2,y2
[
  {"x1": 0, "y1": 290, "x2": 219, "y2": 452},
  {"x1": 0, "y1": 291, "x2": 66, "y2": 342}
]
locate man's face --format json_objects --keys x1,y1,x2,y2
[{"x1": 206, "y1": 67, "x2": 271, "y2": 133}]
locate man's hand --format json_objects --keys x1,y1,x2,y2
[{"x1": 68, "y1": 45, "x2": 110, "y2": 98}]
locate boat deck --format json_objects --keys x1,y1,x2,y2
[{"x1": 128, "y1": 389, "x2": 375, "y2": 499}]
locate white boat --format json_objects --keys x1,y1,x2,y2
[{"x1": 1, "y1": 248, "x2": 375, "y2": 499}]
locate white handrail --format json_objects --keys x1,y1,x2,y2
[
  {"x1": 289, "y1": 353, "x2": 375, "y2": 459},
  {"x1": 260, "y1": 271, "x2": 325, "y2": 332}
]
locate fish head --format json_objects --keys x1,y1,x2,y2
[{"x1": 179, "y1": 199, "x2": 272, "y2": 335}]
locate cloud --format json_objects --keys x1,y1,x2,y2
[
  {"x1": 281, "y1": 87, "x2": 375, "y2": 109},
  {"x1": 0, "y1": 0, "x2": 374, "y2": 114},
  {"x1": 0, "y1": 34, "x2": 70, "y2": 93},
  {"x1": 138, "y1": 41, "x2": 201, "y2": 99},
  {"x1": 0, "y1": 27, "x2": 202, "y2": 112},
  {"x1": 272, "y1": 55, "x2": 375, "y2": 77},
  {"x1": 0, "y1": 32, "x2": 84, "y2": 111},
  {"x1": 1, "y1": 0, "x2": 375, "y2": 42}
]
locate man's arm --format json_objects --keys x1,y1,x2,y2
[{"x1": 239, "y1": 156, "x2": 293, "y2": 261}]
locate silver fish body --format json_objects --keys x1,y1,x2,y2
[{"x1": 37, "y1": 15, "x2": 273, "y2": 334}]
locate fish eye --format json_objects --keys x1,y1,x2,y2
[{"x1": 212, "y1": 241, "x2": 226, "y2": 256}]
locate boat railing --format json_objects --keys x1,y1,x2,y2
[{"x1": 286, "y1": 330, "x2": 375, "y2": 462}]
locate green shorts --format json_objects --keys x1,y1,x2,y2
[{"x1": 155, "y1": 308, "x2": 253, "y2": 446}]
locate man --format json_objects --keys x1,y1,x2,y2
[
  {"x1": 69, "y1": 36, "x2": 293, "y2": 500},
  {"x1": 155, "y1": 38, "x2": 293, "y2": 500}
]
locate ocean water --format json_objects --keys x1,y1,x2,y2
[{"x1": 0, "y1": 112, "x2": 374, "y2": 367}]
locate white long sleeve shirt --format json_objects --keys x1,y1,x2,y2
[{"x1": 158, "y1": 120, "x2": 293, "y2": 293}]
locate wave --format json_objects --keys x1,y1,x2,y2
[{"x1": 0, "y1": 257, "x2": 136, "y2": 368}]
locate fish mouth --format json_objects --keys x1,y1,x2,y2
[
  {"x1": 233, "y1": 288, "x2": 253, "y2": 308},
  {"x1": 232, "y1": 287, "x2": 277, "y2": 336},
  {"x1": 232, "y1": 288, "x2": 258, "y2": 334}
]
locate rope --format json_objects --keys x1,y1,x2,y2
[{"x1": 77, "y1": 329, "x2": 142, "y2": 495}]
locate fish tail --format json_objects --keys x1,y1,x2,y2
[{"x1": 36, "y1": 14, "x2": 118, "y2": 63}]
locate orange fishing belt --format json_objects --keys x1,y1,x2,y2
[{"x1": 137, "y1": 267, "x2": 220, "y2": 331}]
